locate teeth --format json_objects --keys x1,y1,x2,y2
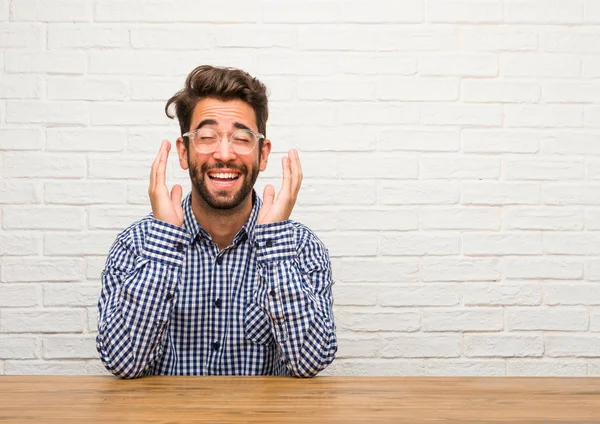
[{"x1": 209, "y1": 172, "x2": 238, "y2": 179}]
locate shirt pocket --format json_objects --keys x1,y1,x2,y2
[{"x1": 243, "y1": 301, "x2": 274, "y2": 346}]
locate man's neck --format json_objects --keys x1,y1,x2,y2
[{"x1": 190, "y1": 191, "x2": 253, "y2": 251}]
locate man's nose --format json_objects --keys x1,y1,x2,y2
[{"x1": 213, "y1": 136, "x2": 236, "y2": 162}]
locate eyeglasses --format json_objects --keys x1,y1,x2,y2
[{"x1": 182, "y1": 127, "x2": 264, "y2": 155}]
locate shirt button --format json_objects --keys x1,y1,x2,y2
[
  {"x1": 254, "y1": 242, "x2": 259, "y2": 249},
  {"x1": 216, "y1": 256, "x2": 223, "y2": 265},
  {"x1": 176, "y1": 243, "x2": 184, "y2": 252},
  {"x1": 166, "y1": 292, "x2": 174, "y2": 301},
  {"x1": 215, "y1": 298, "x2": 222, "y2": 308},
  {"x1": 266, "y1": 239, "x2": 273, "y2": 247},
  {"x1": 269, "y1": 289, "x2": 276, "y2": 298},
  {"x1": 212, "y1": 341, "x2": 220, "y2": 351}
]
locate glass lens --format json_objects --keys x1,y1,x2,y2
[
  {"x1": 230, "y1": 129, "x2": 256, "y2": 154},
  {"x1": 190, "y1": 128, "x2": 257, "y2": 154}
]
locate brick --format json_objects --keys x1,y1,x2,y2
[
  {"x1": 2, "y1": 152, "x2": 85, "y2": 178},
  {"x1": 544, "y1": 29, "x2": 600, "y2": 53},
  {"x1": 382, "y1": 335, "x2": 461, "y2": 358},
  {"x1": 507, "y1": 360, "x2": 586, "y2": 376},
  {"x1": 89, "y1": 50, "x2": 194, "y2": 76},
  {"x1": 213, "y1": 26, "x2": 294, "y2": 48},
  {"x1": 504, "y1": 159, "x2": 584, "y2": 180},
  {"x1": 379, "y1": 233, "x2": 460, "y2": 256},
  {"x1": 45, "y1": 181, "x2": 127, "y2": 205},
  {"x1": 0, "y1": 233, "x2": 41, "y2": 256},
  {"x1": 87, "y1": 257, "x2": 107, "y2": 280},
  {"x1": 5, "y1": 51, "x2": 86, "y2": 74},
  {"x1": 379, "y1": 129, "x2": 460, "y2": 152},
  {"x1": 48, "y1": 24, "x2": 128, "y2": 48},
  {"x1": 380, "y1": 182, "x2": 460, "y2": 205},
  {"x1": 462, "y1": 80, "x2": 540, "y2": 103},
  {"x1": 421, "y1": 360, "x2": 505, "y2": 376},
  {"x1": 508, "y1": 307, "x2": 588, "y2": 331},
  {"x1": 421, "y1": 104, "x2": 502, "y2": 126},
  {"x1": 298, "y1": 182, "x2": 377, "y2": 206},
  {"x1": 87, "y1": 307, "x2": 98, "y2": 333},
  {"x1": 42, "y1": 335, "x2": 98, "y2": 359},
  {"x1": 131, "y1": 78, "x2": 182, "y2": 101},
  {"x1": 289, "y1": 209, "x2": 338, "y2": 232},
  {"x1": 341, "y1": 0, "x2": 423, "y2": 23},
  {"x1": 592, "y1": 310, "x2": 600, "y2": 331},
  {"x1": 0, "y1": 75, "x2": 42, "y2": 99},
  {"x1": 543, "y1": 184, "x2": 600, "y2": 205},
  {"x1": 545, "y1": 233, "x2": 600, "y2": 255},
  {"x1": 262, "y1": 0, "x2": 339, "y2": 23},
  {"x1": 127, "y1": 182, "x2": 151, "y2": 205},
  {"x1": 0, "y1": 284, "x2": 40, "y2": 307},
  {"x1": 379, "y1": 28, "x2": 458, "y2": 51},
  {"x1": 502, "y1": 53, "x2": 580, "y2": 78},
  {"x1": 545, "y1": 284, "x2": 600, "y2": 305},
  {"x1": 586, "y1": 0, "x2": 600, "y2": 22},
  {"x1": 587, "y1": 260, "x2": 600, "y2": 282},
  {"x1": 47, "y1": 77, "x2": 127, "y2": 101},
  {"x1": 2, "y1": 206, "x2": 85, "y2": 230},
  {"x1": 504, "y1": 105, "x2": 583, "y2": 128},
  {"x1": 0, "y1": 0, "x2": 7, "y2": 21},
  {"x1": 43, "y1": 283, "x2": 100, "y2": 307},
  {"x1": 91, "y1": 102, "x2": 168, "y2": 126},
  {"x1": 503, "y1": 258, "x2": 582, "y2": 280},
  {"x1": 88, "y1": 206, "x2": 149, "y2": 230},
  {"x1": 298, "y1": 78, "x2": 375, "y2": 101},
  {"x1": 337, "y1": 209, "x2": 418, "y2": 231},
  {"x1": 333, "y1": 284, "x2": 377, "y2": 306},
  {"x1": 377, "y1": 77, "x2": 457, "y2": 101},
  {"x1": 0, "y1": 180, "x2": 42, "y2": 204},
  {"x1": 421, "y1": 208, "x2": 501, "y2": 230},
  {"x1": 268, "y1": 104, "x2": 336, "y2": 126},
  {"x1": 462, "y1": 130, "x2": 541, "y2": 153},
  {"x1": 543, "y1": 81, "x2": 600, "y2": 103},
  {"x1": 11, "y1": 0, "x2": 92, "y2": 21},
  {"x1": 583, "y1": 56, "x2": 600, "y2": 78},
  {"x1": 586, "y1": 106, "x2": 600, "y2": 127},
  {"x1": 298, "y1": 27, "x2": 377, "y2": 51},
  {"x1": 586, "y1": 210, "x2": 600, "y2": 230},
  {"x1": 44, "y1": 232, "x2": 116, "y2": 256},
  {"x1": 464, "y1": 335, "x2": 543, "y2": 357},
  {"x1": 318, "y1": 232, "x2": 378, "y2": 257},
  {"x1": 422, "y1": 308, "x2": 503, "y2": 332},
  {"x1": 88, "y1": 155, "x2": 154, "y2": 180},
  {"x1": 462, "y1": 183, "x2": 539, "y2": 205},
  {"x1": 546, "y1": 336, "x2": 600, "y2": 357},
  {"x1": 585, "y1": 161, "x2": 600, "y2": 180},
  {"x1": 1, "y1": 258, "x2": 84, "y2": 282},
  {"x1": 419, "y1": 54, "x2": 497, "y2": 77},
  {"x1": 95, "y1": 0, "x2": 259, "y2": 22},
  {"x1": 0, "y1": 23, "x2": 43, "y2": 48},
  {"x1": 427, "y1": 0, "x2": 502, "y2": 22},
  {"x1": 7, "y1": 101, "x2": 88, "y2": 125},
  {"x1": 379, "y1": 284, "x2": 460, "y2": 306},
  {"x1": 4, "y1": 360, "x2": 108, "y2": 375},
  {"x1": 131, "y1": 27, "x2": 210, "y2": 49},
  {"x1": 334, "y1": 259, "x2": 419, "y2": 283},
  {"x1": 128, "y1": 128, "x2": 177, "y2": 152},
  {"x1": 337, "y1": 336, "x2": 379, "y2": 358},
  {"x1": 422, "y1": 258, "x2": 500, "y2": 282},
  {"x1": 256, "y1": 52, "x2": 337, "y2": 76},
  {"x1": 338, "y1": 155, "x2": 417, "y2": 179},
  {"x1": 463, "y1": 283, "x2": 542, "y2": 306},
  {"x1": 337, "y1": 311, "x2": 420, "y2": 332},
  {"x1": 0, "y1": 337, "x2": 38, "y2": 359},
  {"x1": 420, "y1": 156, "x2": 500, "y2": 179},
  {"x1": 1, "y1": 309, "x2": 83, "y2": 333},
  {"x1": 337, "y1": 54, "x2": 417, "y2": 75},
  {"x1": 460, "y1": 27, "x2": 538, "y2": 51},
  {"x1": 543, "y1": 131, "x2": 600, "y2": 154},
  {"x1": 46, "y1": 129, "x2": 126, "y2": 152},
  {"x1": 0, "y1": 129, "x2": 43, "y2": 150},
  {"x1": 339, "y1": 104, "x2": 420, "y2": 125},
  {"x1": 463, "y1": 233, "x2": 542, "y2": 256},
  {"x1": 504, "y1": 207, "x2": 583, "y2": 230},
  {"x1": 505, "y1": 0, "x2": 583, "y2": 23}
]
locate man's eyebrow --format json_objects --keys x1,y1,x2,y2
[
  {"x1": 233, "y1": 122, "x2": 252, "y2": 131},
  {"x1": 193, "y1": 120, "x2": 253, "y2": 131}
]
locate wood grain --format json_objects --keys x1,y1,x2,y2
[{"x1": 1, "y1": 376, "x2": 600, "y2": 423}]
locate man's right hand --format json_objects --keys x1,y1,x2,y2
[{"x1": 148, "y1": 140, "x2": 184, "y2": 227}]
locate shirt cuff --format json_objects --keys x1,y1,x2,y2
[
  {"x1": 141, "y1": 218, "x2": 191, "y2": 267},
  {"x1": 254, "y1": 220, "x2": 296, "y2": 263}
]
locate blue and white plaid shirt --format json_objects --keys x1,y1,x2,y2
[{"x1": 96, "y1": 191, "x2": 337, "y2": 378}]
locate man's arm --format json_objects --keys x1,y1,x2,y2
[
  {"x1": 96, "y1": 218, "x2": 189, "y2": 379},
  {"x1": 255, "y1": 221, "x2": 337, "y2": 377}
]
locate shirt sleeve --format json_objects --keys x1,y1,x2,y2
[
  {"x1": 254, "y1": 220, "x2": 338, "y2": 377},
  {"x1": 96, "y1": 217, "x2": 191, "y2": 379}
]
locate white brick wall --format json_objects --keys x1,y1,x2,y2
[{"x1": 1, "y1": 0, "x2": 599, "y2": 377}]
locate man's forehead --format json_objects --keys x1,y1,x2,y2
[{"x1": 191, "y1": 98, "x2": 257, "y2": 129}]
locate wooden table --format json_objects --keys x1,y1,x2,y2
[{"x1": 1, "y1": 376, "x2": 600, "y2": 423}]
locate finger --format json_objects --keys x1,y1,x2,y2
[
  {"x1": 262, "y1": 184, "x2": 275, "y2": 208},
  {"x1": 156, "y1": 140, "x2": 171, "y2": 188},
  {"x1": 149, "y1": 140, "x2": 166, "y2": 193},
  {"x1": 170, "y1": 184, "x2": 183, "y2": 206},
  {"x1": 278, "y1": 155, "x2": 292, "y2": 200},
  {"x1": 290, "y1": 149, "x2": 302, "y2": 196}
]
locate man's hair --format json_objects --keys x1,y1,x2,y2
[{"x1": 165, "y1": 65, "x2": 269, "y2": 147}]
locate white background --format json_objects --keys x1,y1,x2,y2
[{"x1": 1, "y1": 0, "x2": 600, "y2": 376}]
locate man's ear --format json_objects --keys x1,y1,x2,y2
[
  {"x1": 176, "y1": 137, "x2": 189, "y2": 170},
  {"x1": 259, "y1": 139, "x2": 272, "y2": 172}
]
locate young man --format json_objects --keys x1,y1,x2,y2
[{"x1": 96, "y1": 66, "x2": 337, "y2": 378}]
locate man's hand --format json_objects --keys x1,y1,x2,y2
[
  {"x1": 148, "y1": 140, "x2": 184, "y2": 227},
  {"x1": 258, "y1": 149, "x2": 303, "y2": 225}
]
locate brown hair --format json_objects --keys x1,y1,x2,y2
[{"x1": 165, "y1": 65, "x2": 269, "y2": 147}]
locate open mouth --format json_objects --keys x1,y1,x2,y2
[{"x1": 207, "y1": 171, "x2": 242, "y2": 187}]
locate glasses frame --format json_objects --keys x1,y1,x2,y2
[{"x1": 182, "y1": 127, "x2": 265, "y2": 155}]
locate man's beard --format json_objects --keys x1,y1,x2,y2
[{"x1": 188, "y1": 157, "x2": 259, "y2": 210}]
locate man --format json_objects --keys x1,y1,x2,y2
[{"x1": 96, "y1": 65, "x2": 337, "y2": 378}]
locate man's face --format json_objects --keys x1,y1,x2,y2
[{"x1": 176, "y1": 98, "x2": 271, "y2": 211}]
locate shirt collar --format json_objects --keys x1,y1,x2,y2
[{"x1": 182, "y1": 190, "x2": 262, "y2": 246}]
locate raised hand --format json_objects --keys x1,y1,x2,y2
[
  {"x1": 148, "y1": 140, "x2": 184, "y2": 227},
  {"x1": 257, "y1": 149, "x2": 303, "y2": 225}
]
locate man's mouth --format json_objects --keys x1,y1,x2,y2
[{"x1": 207, "y1": 171, "x2": 241, "y2": 183}]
